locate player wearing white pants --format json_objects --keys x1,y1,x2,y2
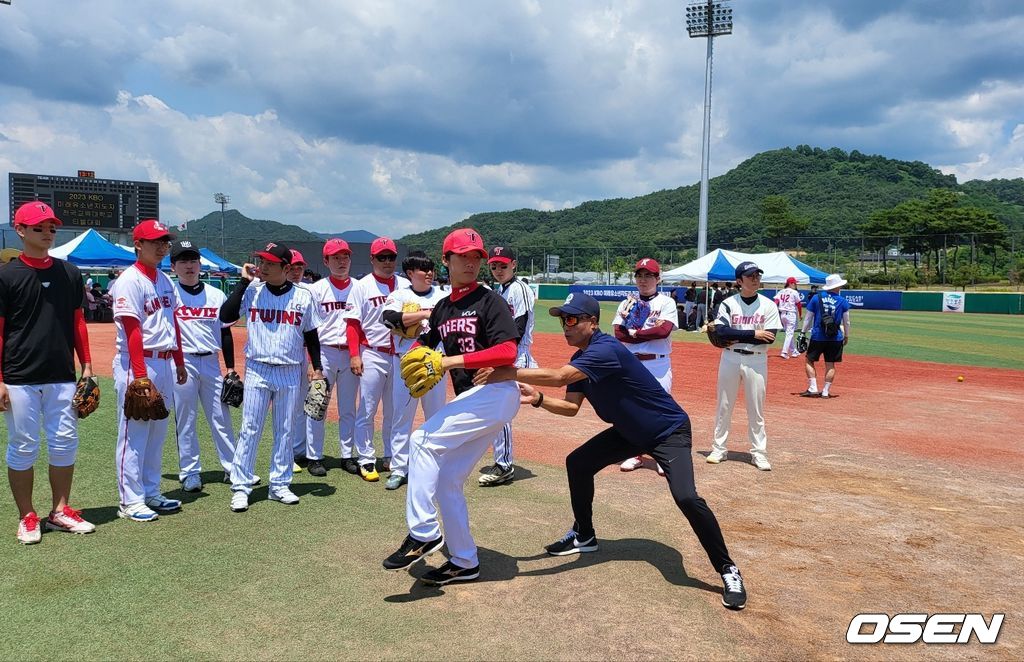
[
  {"x1": 481, "y1": 247, "x2": 536, "y2": 486},
  {"x1": 613, "y1": 258, "x2": 678, "y2": 473},
  {"x1": 220, "y1": 242, "x2": 325, "y2": 512},
  {"x1": 773, "y1": 277, "x2": 803, "y2": 359},
  {"x1": 110, "y1": 220, "x2": 189, "y2": 522},
  {"x1": 707, "y1": 261, "x2": 781, "y2": 471},
  {"x1": 286, "y1": 249, "x2": 311, "y2": 467},
  {"x1": 382, "y1": 250, "x2": 450, "y2": 490},
  {"x1": 307, "y1": 346, "x2": 360, "y2": 462},
  {"x1": 169, "y1": 241, "x2": 237, "y2": 491},
  {"x1": 345, "y1": 237, "x2": 403, "y2": 481}
]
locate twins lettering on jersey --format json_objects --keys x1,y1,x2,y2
[{"x1": 248, "y1": 307, "x2": 305, "y2": 326}]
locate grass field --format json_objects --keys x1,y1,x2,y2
[{"x1": 534, "y1": 300, "x2": 1024, "y2": 370}]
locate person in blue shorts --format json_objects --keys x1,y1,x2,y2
[
  {"x1": 474, "y1": 292, "x2": 747, "y2": 610},
  {"x1": 799, "y1": 274, "x2": 852, "y2": 399}
]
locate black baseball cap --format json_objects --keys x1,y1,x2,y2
[
  {"x1": 254, "y1": 242, "x2": 292, "y2": 264},
  {"x1": 488, "y1": 246, "x2": 516, "y2": 264},
  {"x1": 735, "y1": 261, "x2": 763, "y2": 279},
  {"x1": 548, "y1": 292, "x2": 600, "y2": 318},
  {"x1": 170, "y1": 240, "x2": 201, "y2": 263}
]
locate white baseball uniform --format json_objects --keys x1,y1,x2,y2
[
  {"x1": 488, "y1": 277, "x2": 537, "y2": 469},
  {"x1": 111, "y1": 264, "x2": 180, "y2": 507},
  {"x1": 711, "y1": 293, "x2": 782, "y2": 459},
  {"x1": 229, "y1": 281, "x2": 323, "y2": 495},
  {"x1": 291, "y1": 281, "x2": 312, "y2": 459},
  {"x1": 344, "y1": 273, "x2": 400, "y2": 466},
  {"x1": 172, "y1": 282, "x2": 235, "y2": 480},
  {"x1": 613, "y1": 292, "x2": 678, "y2": 392},
  {"x1": 305, "y1": 276, "x2": 360, "y2": 462},
  {"x1": 773, "y1": 287, "x2": 802, "y2": 357},
  {"x1": 383, "y1": 285, "x2": 449, "y2": 478}
]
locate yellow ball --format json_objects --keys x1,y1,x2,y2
[{"x1": 957, "y1": 375, "x2": 964, "y2": 382}]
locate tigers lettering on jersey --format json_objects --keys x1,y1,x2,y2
[
  {"x1": 438, "y1": 316, "x2": 478, "y2": 337},
  {"x1": 367, "y1": 295, "x2": 388, "y2": 307},
  {"x1": 321, "y1": 301, "x2": 348, "y2": 313}
]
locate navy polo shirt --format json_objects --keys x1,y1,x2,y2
[{"x1": 567, "y1": 330, "x2": 689, "y2": 450}]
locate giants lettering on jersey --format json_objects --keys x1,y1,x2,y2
[
  {"x1": 438, "y1": 316, "x2": 478, "y2": 338},
  {"x1": 176, "y1": 305, "x2": 219, "y2": 320},
  {"x1": 731, "y1": 312, "x2": 768, "y2": 326},
  {"x1": 145, "y1": 295, "x2": 173, "y2": 315},
  {"x1": 249, "y1": 308, "x2": 305, "y2": 326}
]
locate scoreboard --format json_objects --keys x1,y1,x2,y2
[{"x1": 8, "y1": 172, "x2": 159, "y2": 229}]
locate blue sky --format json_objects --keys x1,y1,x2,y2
[{"x1": 1, "y1": 1, "x2": 1022, "y2": 237}]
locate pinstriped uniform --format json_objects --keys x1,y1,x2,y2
[{"x1": 229, "y1": 282, "x2": 323, "y2": 495}]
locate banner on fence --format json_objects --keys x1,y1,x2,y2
[{"x1": 943, "y1": 292, "x2": 966, "y2": 313}]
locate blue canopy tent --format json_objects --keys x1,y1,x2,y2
[
  {"x1": 157, "y1": 247, "x2": 240, "y2": 274},
  {"x1": 662, "y1": 249, "x2": 828, "y2": 284},
  {"x1": 50, "y1": 229, "x2": 136, "y2": 267}
]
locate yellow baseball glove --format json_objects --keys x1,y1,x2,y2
[
  {"x1": 395, "y1": 301, "x2": 424, "y2": 340},
  {"x1": 400, "y1": 346, "x2": 443, "y2": 398}
]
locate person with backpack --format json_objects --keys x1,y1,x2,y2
[{"x1": 799, "y1": 274, "x2": 852, "y2": 399}]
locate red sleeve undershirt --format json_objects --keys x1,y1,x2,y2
[
  {"x1": 74, "y1": 309, "x2": 91, "y2": 364},
  {"x1": 461, "y1": 340, "x2": 517, "y2": 369},
  {"x1": 172, "y1": 319, "x2": 184, "y2": 367},
  {"x1": 121, "y1": 316, "x2": 147, "y2": 378},
  {"x1": 614, "y1": 320, "x2": 674, "y2": 344},
  {"x1": 346, "y1": 318, "x2": 368, "y2": 358}
]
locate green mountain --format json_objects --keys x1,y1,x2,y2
[
  {"x1": 398, "y1": 146, "x2": 1024, "y2": 253},
  {"x1": 177, "y1": 209, "x2": 322, "y2": 263}
]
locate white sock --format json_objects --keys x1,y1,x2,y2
[
  {"x1": 808, "y1": 378, "x2": 818, "y2": 393},
  {"x1": 822, "y1": 382, "x2": 831, "y2": 396}
]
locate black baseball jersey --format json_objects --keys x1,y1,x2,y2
[
  {"x1": 0, "y1": 258, "x2": 84, "y2": 385},
  {"x1": 421, "y1": 285, "x2": 519, "y2": 395}
]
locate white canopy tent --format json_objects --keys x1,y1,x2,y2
[{"x1": 662, "y1": 249, "x2": 828, "y2": 284}]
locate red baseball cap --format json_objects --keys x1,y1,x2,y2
[
  {"x1": 635, "y1": 257, "x2": 660, "y2": 275},
  {"x1": 786, "y1": 276, "x2": 798, "y2": 285},
  {"x1": 290, "y1": 249, "x2": 307, "y2": 266},
  {"x1": 133, "y1": 219, "x2": 174, "y2": 242},
  {"x1": 14, "y1": 201, "x2": 62, "y2": 227},
  {"x1": 443, "y1": 228, "x2": 486, "y2": 257},
  {"x1": 254, "y1": 242, "x2": 292, "y2": 264},
  {"x1": 323, "y1": 238, "x2": 351, "y2": 256},
  {"x1": 370, "y1": 237, "x2": 398, "y2": 256}
]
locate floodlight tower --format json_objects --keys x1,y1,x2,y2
[
  {"x1": 686, "y1": 0, "x2": 732, "y2": 257},
  {"x1": 214, "y1": 192, "x2": 230, "y2": 256}
]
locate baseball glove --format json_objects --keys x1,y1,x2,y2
[
  {"x1": 304, "y1": 377, "x2": 330, "y2": 421},
  {"x1": 123, "y1": 378, "x2": 169, "y2": 421},
  {"x1": 72, "y1": 376, "x2": 101, "y2": 419},
  {"x1": 395, "y1": 301, "x2": 424, "y2": 340},
  {"x1": 796, "y1": 331, "x2": 809, "y2": 354},
  {"x1": 706, "y1": 322, "x2": 734, "y2": 349},
  {"x1": 400, "y1": 346, "x2": 443, "y2": 398},
  {"x1": 622, "y1": 295, "x2": 652, "y2": 330},
  {"x1": 221, "y1": 370, "x2": 244, "y2": 408}
]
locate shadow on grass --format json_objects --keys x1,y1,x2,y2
[
  {"x1": 383, "y1": 546, "x2": 520, "y2": 603},
  {"x1": 516, "y1": 538, "x2": 720, "y2": 595},
  {"x1": 475, "y1": 464, "x2": 538, "y2": 483}
]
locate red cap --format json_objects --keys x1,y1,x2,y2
[
  {"x1": 635, "y1": 257, "x2": 660, "y2": 275},
  {"x1": 443, "y1": 228, "x2": 486, "y2": 257},
  {"x1": 289, "y1": 249, "x2": 307, "y2": 266},
  {"x1": 370, "y1": 237, "x2": 398, "y2": 256},
  {"x1": 14, "y1": 201, "x2": 62, "y2": 227},
  {"x1": 786, "y1": 276, "x2": 798, "y2": 285},
  {"x1": 323, "y1": 238, "x2": 351, "y2": 256},
  {"x1": 133, "y1": 219, "x2": 174, "y2": 241}
]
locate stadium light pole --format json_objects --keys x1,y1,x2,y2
[
  {"x1": 686, "y1": 0, "x2": 732, "y2": 257},
  {"x1": 214, "y1": 192, "x2": 230, "y2": 256}
]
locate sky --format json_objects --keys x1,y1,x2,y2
[{"x1": 1, "y1": 0, "x2": 1023, "y2": 238}]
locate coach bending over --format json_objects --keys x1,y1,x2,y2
[{"x1": 473, "y1": 292, "x2": 747, "y2": 610}]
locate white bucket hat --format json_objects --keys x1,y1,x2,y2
[{"x1": 824, "y1": 273, "x2": 847, "y2": 291}]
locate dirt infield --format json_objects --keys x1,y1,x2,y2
[{"x1": 85, "y1": 323, "x2": 1023, "y2": 658}]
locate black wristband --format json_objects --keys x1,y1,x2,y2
[{"x1": 531, "y1": 392, "x2": 544, "y2": 408}]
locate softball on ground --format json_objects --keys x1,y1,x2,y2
[{"x1": 957, "y1": 375, "x2": 964, "y2": 382}]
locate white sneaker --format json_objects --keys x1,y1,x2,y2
[
  {"x1": 16, "y1": 512, "x2": 42, "y2": 544},
  {"x1": 117, "y1": 503, "x2": 159, "y2": 522},
  {"x1": 753, "y1": 455, "x2": 772, "y2": 471},
  {"x1": 269, "y1": 486, "x2": 300, "y2": 505},
  {"x1": 706, "y1": 450, "x2": 727, "y2": 464},
  {"x1": 619, "y1": 456, "x2": 644, "y2": 472},
  {"x1": 182, "y1": 474, "x2": 202, "y2": 492},
  {"x1": 145, "y1": 495, "x2": 182, "y2": 512},
  {"x1": 45, "y1": 506, "x2": 96, "y2": 534},
  {"x1": 230, "y1": 492, "x2": 249, "y2": 513}
]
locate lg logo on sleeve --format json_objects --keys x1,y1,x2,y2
[{"x1": 847, "y1": 613, "x2": 1004, "y2": 644}]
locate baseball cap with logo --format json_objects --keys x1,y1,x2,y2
[
  {"x1": 254, "y1": 242, "x2": 292, "y2": 264},
  {"x1": 734, "y1": 261, "x2": 763, "y2": 279},
  {"x1": 133, "y1": 219, "x2": 175, "y2": 242},
  {"x1": 548, "y1": 292, "x2": 601, "y2": 318},
  {"x1": 442, "y1": 228, "x2": 486, "y2": 257},
  {"x1": 370, "y1": 237, "x2": 398, "y2": 256},
  {"x1": 290, "y1": 249, "x2": 307, "y2": 266},
  {"x1": 786, "y1": 276, "x2": 798, "y2": 286},
  {"x1": 14, "y1": 201, "x2": 62, "y2": 227},
  {"x1": 488, "y1": 246, "x2": 516, "y2": 264},
  {"x1": 635, "y1": 257, "x2": 660, "y2": 275},
  {"x1": 323, "y1": 238, "x2": 351, "y2": 256},
  {"x1": 170, "y1": 240, "x2": 201, "y2": 263}
]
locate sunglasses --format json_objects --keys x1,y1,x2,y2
[
  {"x1": 560, "y1": 315, "x2": 591, "y2": 328},
  {"x1": 489, "y1": 263, "x2": 510, "y2": 269},
  {"x1": 30, "y1": 227, "x2": 58, "y2": 234},
  {"x1": 374, "y1": 254, "x2": 397, "y2": 262}
]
